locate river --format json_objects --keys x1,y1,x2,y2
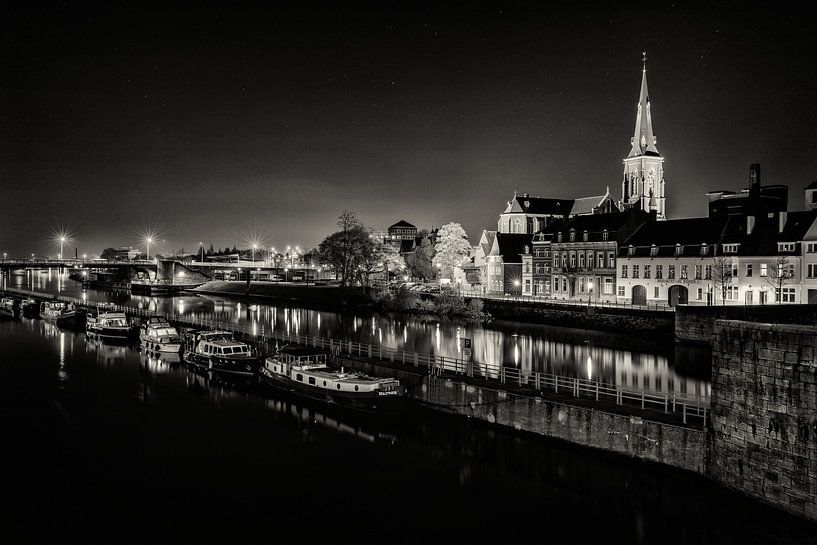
[
  {"x1": 4, "y1": 269, "x2": 710, "y2": 400},
  {"x1": 2, "y1": 316, "x2": 814, "y2": 543}
]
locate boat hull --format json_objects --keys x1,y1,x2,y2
[
  {"x1": 260, "y1": 371, "x2": 406, "y2": 414},
  {"x1": 183, "y1": 351, "x2": 262, "y2": 377},
  {"x1": 42, "y1": 311, "x2": 80, "y2": 328},
  {"x1": 142, "y1": 338, "x2": 182, "y2": 353}
]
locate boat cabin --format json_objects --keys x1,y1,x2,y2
[
  {"x1": 267, "y1": 346, "x2": 328, "y2": 376},
  {"x1": 196, "y1": 338, "x2": 251, "y2": 357}
]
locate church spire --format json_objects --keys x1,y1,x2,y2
[{"x1": 628, "y1": 52, "x2": 659, "y2": 158}]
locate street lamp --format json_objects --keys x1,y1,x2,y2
[
  {"x1": 145, "y1": 237, "x2": 153, "y2": 261},
  {"x1": 284, "y1": 267, "x2": 289, "y2": 283},
  {"x1": 59, "y1": 236, "x2": 67, "y2": 259},
  {"x1": 252, "y1": 243, "x2": 258, "y2": 264},
  {"x1": 587, "y1": 280, "x2": 594, "y2": 307}
]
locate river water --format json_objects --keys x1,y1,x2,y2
[
  {"x1": 5, "y1": 269, "x2": 710, "y2": 400},
  {"x1": 2, "y1": 316, "x2": 815, "y2": 543}
]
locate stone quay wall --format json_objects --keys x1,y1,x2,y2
[
  {"x1": 482, "y1": 299, "x2": 674, "y2": 335},
  {"x1": 675, "y1": 304, "x2": 817, "y2": 345},
  {"x1": 418, "y1": 377, "x2": 706, "y2": 474},
  {"x1": 709, "y1": 320, "x2": 817, "y2": 522}
]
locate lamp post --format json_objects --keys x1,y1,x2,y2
[
  {"x1": 587, "y1": 280, "x2": 594, "y2": 307},
  {"x1": 284, "y1": 267, "x2": 289, "y2": 283},
  {"x1": 199, "y1": 242, "x2": 204, "y2": 263},
  {"x1": 145, "y1": 237, "x2": 153, "y2": 261},
  {"x1": 252, "y1": 243, "x2": 258, "y2": 264},
  {"x1": 58, "y1": 236, "x2": 67, "y2": 260}
]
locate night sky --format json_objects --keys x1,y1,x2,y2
[{"x1": 3, "y1": 1, "x2": 817, "y2": 258}]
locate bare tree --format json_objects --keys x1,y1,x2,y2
[
  {"x1": 765, "y1": 255, "x2": 794, "y2": 304},
  {"x1": 711, "y1": 255, "x2": 732, "y2": 305}
]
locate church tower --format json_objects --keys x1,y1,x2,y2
[{"x1": 620, "y1": 53, "x2": 666, "y2": 219}]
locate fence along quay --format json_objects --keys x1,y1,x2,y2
[{"x1": 3, "y1": 286, "x2": 709, "y2": 429}]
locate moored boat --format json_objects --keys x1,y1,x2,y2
[
  {"x1": 140, "y1": 316, "x2": 182, "y2": 352},
  {"x1": 40, "y1": 301, "x2": 80, "y2": 328},
  {"x1": 86, "y1": 311, "x2": 138, "y2": 340},
  {"x1": 260, "y1": 346, "x2": 405, "y2": 414},
  {"x1": 0, "y1": 297, "x2": 19, "y2": 318},
  {"x1": 20, "y1": 298, "x2": 39, "y2": 318},
  {"x1": 183, "y1": 330, "x2": 262, "y2": 376}
]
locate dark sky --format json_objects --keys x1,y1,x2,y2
[{"x1": 3, "y1": 1, "x2": 817, "y2": 258}]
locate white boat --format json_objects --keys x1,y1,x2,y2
[
  {"x1": 261, "y1": 346, "x2": 404, "y2": 413},
  {"x1": 86, "y1": 311, "x2": 138, "y2": 340},
  {"x1": 183, "y1": 330, "x2": 262, "y2": 376},
  {"x1": 40, "y1": 301, "x2": 79, "y2": 327},
  {"x1": 140, "y1": 316, "x2": 182, "y2": 352}
]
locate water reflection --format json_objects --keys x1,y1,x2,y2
[{"x1": 7, "y1": 274, "x2": 711, "y2": 399}]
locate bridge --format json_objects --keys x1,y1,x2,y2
[{"x1": 0, "y1": 258, "x2": 157, "y2": 269}]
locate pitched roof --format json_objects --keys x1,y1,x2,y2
[
  {"x1": 779, "y1": 210, "x2": 817, "y2": 241},
  {"x1": 554, "y1": 211, "x2": 642, "y2": 242},
  {"x1": 495, "y1": 233, "x2": 532, "y2": 264},
  {"x1": 806, "y1": 179, "x2": 817, "y2": 191},
  {"x1": 620, "y1": 217, "x2": 727, "y2": 257},
  {"x1": 503, "y1": 195, "x2": 573, "y2": 215},
  {"x1": 388, "y1": 220, "x2": 416, "y2": 229}
]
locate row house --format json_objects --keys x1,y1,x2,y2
[
  {"x1": 549, "y1": 210, "x2": 651, "y2": 303},
  {"x1": 474, "y1": 231, "x2": 531, "y2": 295},
  {"x1": 521, "y1": 220, "x2": 564, "y2": 296}
]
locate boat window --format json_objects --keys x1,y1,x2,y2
[
  {"x1": 337, "y1": 384, "x2": 341, "y2": 390},
  {"x1": 296, "y1": 374, "x2": 303, "y2": 382},
  {"x1": 323, "y1": 381, "x2": 326, "y2": 387},
  {"x1": 308, "y1": 377, "x2": 315, "y2": 385},
  {"x1": 354, "y1": 385, "x2": 359, "y2": 392}
]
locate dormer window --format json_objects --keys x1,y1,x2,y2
[
  {"x1": 602, "y1": 229, "x2": 609, "y2": 241},
  {"x1": 582, "y1": 230, "x2": 588, "y2": 242},
  {"x1": 700, "y1": 243, "x2": 709, "y2": 256},
  {"x1": 675, "y1": 243, "x2": 683, "y2": 256},
  {"x1": 569, "y1": 230, "x2": 576, "y2": 242},
  {"x1": 557, "y1": 233, "x2": 563, "y2": 242},
  {"x1": 722, "y1": 244, "x2": 739, "y2": 254},
  {"x1": 650, "y1": 244, "x2": 658, "y2": 257},
  {"x1": 628, "y1": 245, "x2": 636, "y2": 257},
  {"x1": 778, "y1": 242, "x2": 796, "y2": 252}
]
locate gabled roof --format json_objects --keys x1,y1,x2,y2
[
  {"x1": 388, "y1": 220, "x2": 416, "y2": 230},
  {"x1": 805, "y1": 179, "x2": 817, "y2": 191},
  {"x1": 779, "y1": 210, "x2": 817, "y2": 241},
  {"x1": 494, "y1": 233, "x2": 532, "y2": 264},
  {"x1": 503, "y1": 195, "x2": 574, "y2": 215}
]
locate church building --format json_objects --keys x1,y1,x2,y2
[{"x1": 620, "y1": 54, "x2": 666, "y2": 219}]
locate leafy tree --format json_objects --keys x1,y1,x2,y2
[
  {"x1": 207, "y1": 244, "x2": 214, "y2": 256},
  {"x1": 317, "y1": 210, "x2": 370, "y2": 287},
  {"x1": 405, "y1": 231, "x2": 436, "y2": 281},
  {"x1": 434, "y1": 222, "x2": 471, "y2": 279},
  {"x1": 100, "y1": 248, "x2": 117, "y2": 260}
]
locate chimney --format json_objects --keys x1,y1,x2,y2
[
  {"x1": 749, "y1": 163, "x2": 761, "y2": 200},
  {"x1": 779, "y1": 211, "x2": 787, "y2": 233}
]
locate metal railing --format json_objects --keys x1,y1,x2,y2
[
  {"x1": 459, "y1": 290, "x2": 673, "y2": 311},
  {"x1": 2, "y1": 286, "x2": 709, "y2": 427}
]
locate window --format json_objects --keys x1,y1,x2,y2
[
  {"x1": 746, "y1": 264, "x2": 753, "y2": 277},
  {"x1": 723, "y1": 244, "x2": 739, "y2": 253},
  {"x1": 562, "y1": 253, "x2": 567, "y2": 267},
  {"x1": 308, "y1": 377, "x2": 316, "y2": 385},
  {"x1": 700, "y1": 243, "x2": 709, "y2": 256},
  {"x1": 579, "y1": 253, "x2": 585, "y2": 268},
  {"x1": 776, "y1": 288, "x2": 796, "y2": 303},
  {"x1": 603, "y1": 277, "x2": 613, "y2": 295},
  {"x1": 697, "y1": 288, "x2": 703, "y2": 300},
  {"x1": 675, "y1": 244, "x2": 683, "y2": 256},
  {"x1": 608, "y1": 252, "x2": 615, "y2": 268},
  {"x1": 656, "y1": 264, "x2": 663, "y2": 279},
  {"x1": 296, "y1": 373, "x2": 303, "y2": 382},
  {"x1": 668, "y1": 265, "x2": 676, "y2": 279},
  {"x1": 557, "y1": 233, "x2": 563, "y2": 242},
  {"x1": 583, "y1": 230, "x2": 588, "y2": 242},
  {"x1": 570, "y1": 230, "x2": 576, "y2": 242},
  {"x1": 726, "y1": 286, "x2": 739, "y2": 300},
  {"x1": 524, "y1": 280, "x2": 531, "y2": 293},
  {"x1": 629, "y1": 245, "x2": 636, "y2": 256},
  {"x1": 650, "y1": 245, "x2": 658, "y2": 257},
  {"x1": 554, "y1": 256, "x2": 559, "y2": 268},
  {"x1": 808, "y1": 264, "x2": 817, "y2": 278},
  {"x1": 807, "y1": 242, "x2": 817, "y2": 253},
  {"x1": 587, "y1": 251, "x2": 595, "y2": 268},
  {"x1": 632, "y1": 265, "x2": 640, "y2": 278},
  {"x1": 654, "y1": 287, "x2": 659, "y2": 298},
  {"x1": 732, "y1": 264, "x2": 739, "y2": 278},
  {"x1": 602, "y1": 229, "x2": 609, "y2": 241},
  {"x1": 777, "y1": 242, "x2": 795, "y2": 252},
  {"x1": 695, "y1": 265, "x2": 702, "y2": 280},
  {"x1": 579, "y1": 277, "x2": 585, "y2": 293},
  {"x1": 570, "y1": 253, "x2": 576, "y2": 268},
  {"x1": 760, "y1": 263, "x2": 768, "y2": 277},
  {"x1": 621, "y1": 265, "x2": 628, "y2": 278},
  {"x1": 617, "y1": 286, "x2": 625, "y2": 297},
  {"x1": 705, "y1": 265, "x2": 712, "y2": 280},
  {"x1": 681, "y1": 265, "x2": 688, "y2": 279},
  {"x1": 597, "y1": 252, "x2": 604, "y2": 268},
  {"x1": 644, "y1": 265, "x2": 651, "y2": 279}
]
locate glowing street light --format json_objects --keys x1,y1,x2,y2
[
  {"x1": 252, "y1": 243, "x2": 258, "y2": 263},
  {"x1": 199, "y1": 241, "x2": 204, "y2": 263},
  {"x1": 145, "y1": 237, "x2": 153, "y2": 261},
  {"x1": 58, "y1": 235, "x2": 67, "y2": 259},
  {"x1": 588, "y1": 280, "x2": 594, "y2": 307}
]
